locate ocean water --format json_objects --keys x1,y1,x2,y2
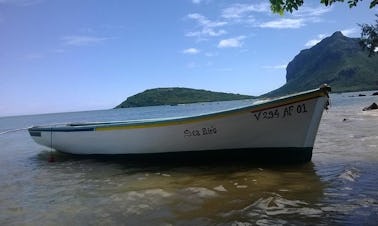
[{"x1": 0, "y1": 92, "x2": 377, "y2": 225}]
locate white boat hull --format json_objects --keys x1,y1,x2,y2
[{"x1": 29, "y1": 87, "x2": 330, "y2": 162}]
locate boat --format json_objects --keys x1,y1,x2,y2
[{"x1": 28, "y1": 85, "x2": 331, "y2": 162}]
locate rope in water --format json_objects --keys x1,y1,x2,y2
[
  {"x1": 49, "y1": 128, "x2": 55, "y2": 162},
  {"x1": 0, "y1": 127, "x2": 29, "y2": 135}
]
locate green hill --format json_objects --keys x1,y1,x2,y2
[
  {"x1": 115, "y1": 87, "x2": 254, "y2": 108},
  {"x1": 266, "y1": 31, "x2": 378, "y2": 97}
]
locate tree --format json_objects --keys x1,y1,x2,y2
[
  {"x1": 270, "y1": 0, "x2": 378, "y2": 14},
  {"x1": 359, "y1": 14, "x2": 378, "y2": 56}
]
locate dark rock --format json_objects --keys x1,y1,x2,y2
[
  {"x1": 363, "y1": 102, "x2": 378, "y2": 111},
  {"x1": 358, "y1": 94, "x2": 366, "y2": 97},
  {"x1": 372, "y1": 92, "x2": 378, "y2": 96}
]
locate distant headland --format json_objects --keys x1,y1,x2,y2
[{"x1": 115, "y1": 87, "x2": 254, "y2": 108}]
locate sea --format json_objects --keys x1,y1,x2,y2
[{"x1": 1, "y1": 91, "x2": 378, "y2": 226}]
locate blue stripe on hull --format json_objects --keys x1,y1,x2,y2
[{"x1": 28, "y1": 127, "x2": 95, "y2": 133}]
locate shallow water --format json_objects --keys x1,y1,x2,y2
[{"x1": 1, "y1": 93, "x2": 378, "y2": 225}]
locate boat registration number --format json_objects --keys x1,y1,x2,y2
[{"x1": 253, "y1": 104, "x2": 308, "y2": 121}]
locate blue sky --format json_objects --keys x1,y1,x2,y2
[{"x1": 1, "y1": 0, "x2": 377, "y2": 116}]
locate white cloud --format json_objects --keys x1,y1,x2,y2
[
  {"x1": 192, "y1": 0, "x2": 202, "y2": 4},
  {"x1": 305, "y1": 39, "x2": 321, "y2": 47},
  {"x1": 186, "y1": 13, "x2": 227, "y2": 39},
  {"x1": 292, "y1": 6, "x2": 333, "y2": 17},
  {"x1": 221, "y1": 3, "x2": 270, "y2": 19},
  {"x1": 182, "y1": 48, "x2": 200, "y2": 55},
  {"x1": 219, "y1": 3, "x2": 331, "y2": 29},
  {"x1": 305, "y1": 34, "x2": 327, "y2": 47},
  {"x1": 61, "y1": 35, "x2": 111, "y2": 46},
  {"x1": 187, "y1": 13, "x2": 227, "y2": 28},
  {"x1": 218, "y1": 36, "x2": 245, "y2": 48},
  {"x1": 186, "y1": 28, "x2": 226, "y2": 38},
  {"x1": 259, "y1": 18, "x2": 305, "y2": 29},
  {"x1": 255, "y1": 5, "x2": 331, "y2": 30},
  {"x1": 262, "y1": 64, "x2": 287, "y2": 70},
  {"x1": 341, "y1": 28, "x2": 359, "y2": 37}
]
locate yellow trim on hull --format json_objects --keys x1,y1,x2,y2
[{"x1": 95, "y1": 88, "x2": 329, "y2": 132}]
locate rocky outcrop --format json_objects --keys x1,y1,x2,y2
[
  {"x1": 265, "y1": 31, "x2": 378, "y2": 97},
  {"x1": 363, "y1": 102, "x2": 378, "y2": 111}
]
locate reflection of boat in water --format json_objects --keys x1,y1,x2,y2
[
  {"x1": 215, "y1": 162, "x2": 326, "y2": 222},
  {"x1": 28, "y1": 86, "x2": 330, "y2": 163},
  {"x1": 115, "y1": 161, "x2": 325, "y2": 224}
]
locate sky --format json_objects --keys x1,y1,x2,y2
[{"x1": 1, "y1": 0, "x2": 377, "y2": 117}]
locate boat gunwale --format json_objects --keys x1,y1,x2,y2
[{"x1": 28, "y1": 87, "x2": 330, "y2": 132}]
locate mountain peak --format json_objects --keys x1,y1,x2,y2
[
  {"x1": 265, "y1": 32, "x2": 378, "y2": 96},
  {"x1": 331, "y1": 31, "x2": 344, "y2": 38}
]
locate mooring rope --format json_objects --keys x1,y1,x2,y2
[
  {"x1": 48, "y1": 127, "x2": 55, "y2": 162},
  {"x1": 0, "y1": 122, "x2": 69, "y2": 136},
  {"x1": 0, "y1": 127, "x2": 29, "y2": 135},
  {"x1": 50, "y1": 127, "x2": 53, "y2": 148}
]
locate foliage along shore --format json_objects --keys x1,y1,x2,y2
[{"x1": 115, "y1": 87, "x2": 254, "y2": 108}]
